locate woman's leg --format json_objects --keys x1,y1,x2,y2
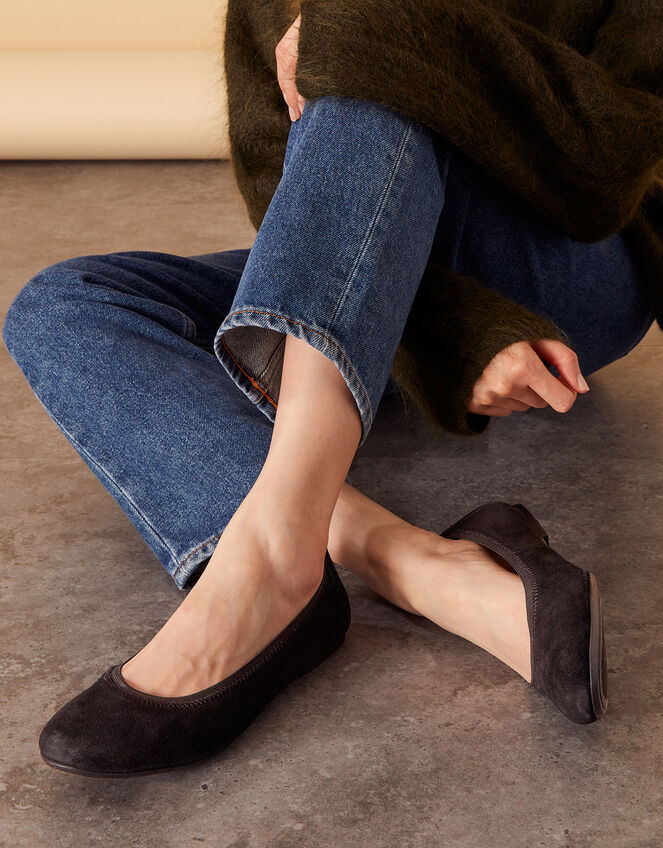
[
  {"x1": 10, "y1": 94, "x2": 636, "y2": 702},
  {"x1": 2, "y1": 248, "x2": 275, "y2": 588},
  {"x1": 329, "y1": 484, "x2": 533, "y2": 680},
  {"x1": 120, "y1": 94, "x2": 459, "y2": 696},
  {"x1": 1, "y1": 240, "x2": 530, "y2": 689},
  {"x1": 1, "y1": 242, "x2": 530, "y2": 690},
  {"x1": 3, "y1": 94, "x2": 448, "y2": 612},
  {"x1": 328, "y1": 137, "x2": 657, "y2": 684},
  {"x1": 213, "y1": 94, "x2": 448, "y2": 447},
  {"x1": 120, "y1": 331, "x2": 364, "y2": 695}
]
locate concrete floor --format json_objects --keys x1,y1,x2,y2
[{"x1": 1, "y1": 159, "x2": 662, "y2": 848}]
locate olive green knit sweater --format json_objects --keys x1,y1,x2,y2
[{"x1": 223, "y1": 0, "x2": 663, "y2": 435}]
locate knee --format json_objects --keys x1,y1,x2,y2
[
  {"x1": 2, "y1": 259, "x2": 85, "y2": 365},
  {"x1": 313, "y1": 93, "x2": 411, "y2": 131}
]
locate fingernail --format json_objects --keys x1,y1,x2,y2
[
  {"x1": 577, "y1": 372, "x2": 589, "y2": 392},
  {"x1": 298, "y1": 96, "x2": 306, "y2": 112},
  {"x1": 289, "y1": 105, "x2": 296, "y2": 121}
]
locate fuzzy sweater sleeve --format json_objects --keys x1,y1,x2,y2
[
  {"x1": 295, "y1": 0, "x2": 663, "y2": 244},
  {"x1": 389, "y1": 262, "x2": 570, "y2": 436}
]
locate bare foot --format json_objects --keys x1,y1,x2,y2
[
  {"x1": 121, "y1": 488, "x2": 326, "y2": 697},
  {"x1": 349, "y1": 523, "x2": 532, "y2": 682}
]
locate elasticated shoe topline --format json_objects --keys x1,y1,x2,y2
[{"x1": 39, "y1": 551, "x2": 351, "y2": 777}]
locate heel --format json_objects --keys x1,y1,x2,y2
[{"x1": 513, "y1": 503, "x2": 549, "y2": 545}]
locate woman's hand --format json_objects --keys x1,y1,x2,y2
[
  {"x1": 276, "y1": 13, "x2": 306, "y2": 121},
  {"x1": 467, "y1": 338, "x2": 590, "y2": 418}
]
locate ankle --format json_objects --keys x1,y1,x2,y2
[
  {"x1": 202, "y1": 547, "x2": 324, "y2": 612},
  {"x1": 196, "y1": 508, "x2": 328, "y2": 609},
  {"x1": 329, "y1": 485, "x2": 412, "y2": 569},
  {"x1": 428, "y1": 542, "x2": 531, "y2": 681},
  {"x1": 254, "y1": 459, "x2": 345, "y2": 532},
  {"x1": 363, "y1": 524, "x2": 449, "y2": 616},
  {"x1": 245, "y1": 476, "x2": 335, "y2": 550}
]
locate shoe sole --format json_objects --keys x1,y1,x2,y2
[
  {"x1": 588, "y1": 571, "x2": 608, "y2": 719},
  {"x1": 41, "y1": 747, "x2": 222, "y2": 779}
]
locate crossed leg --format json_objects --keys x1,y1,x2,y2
[{"x1": 3, "y1": 93, "x2": 651, "y2": 703}]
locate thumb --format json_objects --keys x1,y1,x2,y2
[{"x1": 529, "y1": 338, "x2": 589, "y2": 394}]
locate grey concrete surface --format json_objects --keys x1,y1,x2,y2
[{"x1": 1, "y1": 160, "x2": 662, "y2": 848}]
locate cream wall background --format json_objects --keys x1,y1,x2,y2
[{"x1": 0, "y1": 0, "x2": 230, "y2": 158}]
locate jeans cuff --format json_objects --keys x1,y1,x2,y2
[{"x1": 213, "y1": 307, "x2": 374, "y2": 446}]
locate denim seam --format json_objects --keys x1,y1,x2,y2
[
  {"x1": 173, "y1": 531, "x2": 224, "y2": 581},
  {"x1": 180, "y1": 312, "x2": 198, "y2": 342},
  {"x1": 217, "y1": 308, "x2": 373, "y2": 433},
  {"x1": 219, "y1": 334, "x2": 279, "y2": 408},
  {"x1": 327, "y1": 117, "x2": 414, "y2": 329},
  {"x1": 257, "y1": 334, "x2": 286, "y2": 383},
  {"x1": 46, "y1": 413, "x2": 179, "y2": 564}
]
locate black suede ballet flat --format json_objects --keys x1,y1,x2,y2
[
  {"x1": 440, "y1": 501, "x2": 607, "y2": 724},
  {"x1": 39, "y1": 551, "x2": 351, "y2": 778}
]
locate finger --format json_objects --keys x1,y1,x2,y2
[
  {"x1": 526, "y1": 358, "x2": 578, "y2": 413},
  {"x1": 276, "y1": 57, "x2": 301, "y2": 118},
  {"x1": 471, "y1": 405, "x2": 513, "y2": 417},
  {"x1": 468, "y1": 395, "x2": 516, "y2": 416},
  {"x1": 469, "y1": 377, "x2": 544, "y2": 413},
  {"x1": 488, "y1": 397, "x2": 531, "y2": 412},
  {"x1": 509, "y1": 386, "x2": 549, "y2": 409},
  {"x1": 498, "y1": 398, "x2": 530, "y2": 412},
  {"x1": 530, "y1": 338, "x2": 589, "y2": 393},
  {"x1": 276, "y1": 26, "x2": 302, "y2": 118},
  {"x1": 276, "y1": 41, "x2": 299, "y2": 108},
  {"x1": 469, "y1": 389, "x2": 548, "y2": 414}
]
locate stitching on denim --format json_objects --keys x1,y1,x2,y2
[
  {"x1": 173, "y1": 531, "x2": 224, "y2": 579},
  {"x1": 218, "y1": 334, "x2": 279, "y2": 408},
  {"x1": 257, "y1": 334, "x2": 286, "y2": 383},
  {"x1": 220, "y1": 309, "x2": 373, "y2": 431},
  {"x1": 327, "y1": 117, "x2": 414, "y2": 329},
  {"x1": 49, "y1": 416, "x2": 178, "y2": 563}
]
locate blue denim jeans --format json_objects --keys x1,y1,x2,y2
[{"x1": 2, "y1": 95, "x2": 655, "y2": 589}]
